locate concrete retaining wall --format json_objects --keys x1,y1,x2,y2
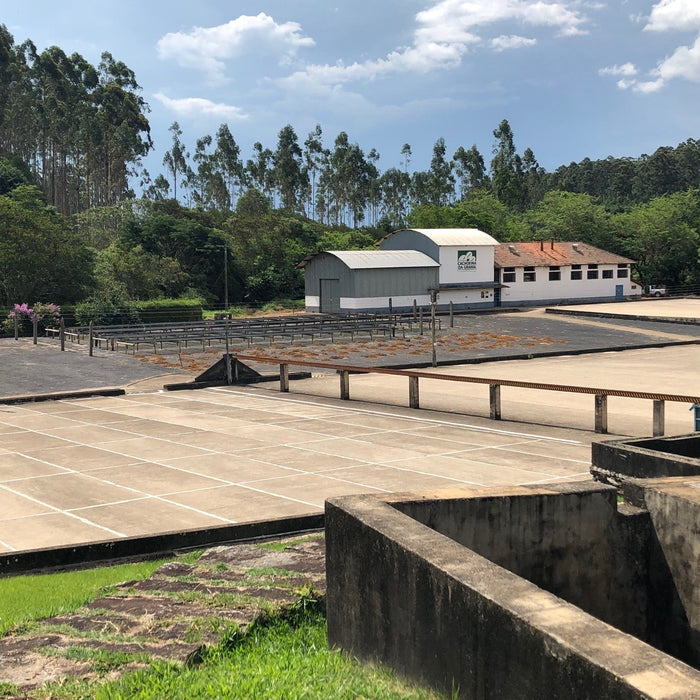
[
  {"x1": 326, "y1": 486, "x2": 700, "y2": 699},
  {"x1": 623, "y1": 478, "x2": 700, "y2": 669}
]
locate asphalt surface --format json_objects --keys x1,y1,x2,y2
[{"x1": 1, "y1": 305, "x2": 699, "y2": 397}]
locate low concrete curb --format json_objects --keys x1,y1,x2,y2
[
  {"x1": 0, "y1": 387, "x2": 126, "y2": 405},
  {"x1": 0, "y1": 514, "x2": 324, "y2": 576},
  {"x1": 546, "y1": 307, "x2": 700, "y2": 325}
]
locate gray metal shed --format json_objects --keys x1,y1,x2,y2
[{"x1": 299, "y1": 250, "x2": 439, "y2": 313}]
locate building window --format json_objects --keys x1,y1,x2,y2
[
  {"x1": 502, "y1": 267, "x2": 516, "y2": 283},
  {"x1": 587, "y1": 264, "x2": 599, "y2": 280},
  {"x1": 548, "y1": 266, "x2": 561, "y2": 281},
  {"x1": 602, "y1": 269, "x2": 613, "y2": 279},
  {"x1": 523, "y1": 266, "x2": 536, "y2": 282},
  {"x1": 571, "y1": 264, "x2": 582, "y2": 281},
  {"x1": 617, "y1": 265, "x2": 629, "y2": 278}
]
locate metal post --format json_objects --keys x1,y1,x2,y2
[
  {"x1": 224, "y1": 317, "x2": 232, "y2": 385},
  {"x1": 595, "y1": 394, "x2": 608, "y2": 434},
  {"x1": 409, "y1": 375, "x2": 420, "y2": 409},
  {"x1": 89, "y1": 320, "x2": 94, "y2": 357},
  {"x1": 430, "y1": 290, "x2": 437, "y2": 367},
  {"x1": 490, "y1": 384, "x2": 501, "y2": 420},
  {"x1": 32, "y1": 314, "x2": 38, "y2": 345},
  {"x1": 14, "y1": 311, "x2": 18, "y2": 340},
  {"x1": 653, "y1": 400, "x2": 665, "y2": 437},
  {"x1": 388, "y1": 298, "x2": 393, "y2": 315},
  {"x1": 419, "y1": 307, "x2": 424, "y2": 335},
  {"x1": 60, "y1": 317, "x2": 65, "y2": 352},
  {"x1": 223, "y1": 243, "x2": 228, "y2": 312},
  {"x1": 280, "y1": 363, "x2": 289, "y2": 392},
  {"x1": 339, "y1": 370, "x2": 350, "y2": 400},
  {"x1": 413, "y1": 299, "x2": 417, "y2": 322},
  {"x1": 449, "y1": 301, "x2": 454, "y2": 328}
]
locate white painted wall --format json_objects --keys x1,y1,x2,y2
[
  {"x1": 438, "y1": 245, "x2": 495, "y2": 286},
  {"x1": 500, "y1": 266, "x2": 642, "y2": 305}
]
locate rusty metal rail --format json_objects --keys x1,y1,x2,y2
[{"x1": 231, "y1": 353, "x2": 700, "y2": 436}]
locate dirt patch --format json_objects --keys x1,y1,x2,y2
[
  {"x1": 130, "y1": 330, "x2": 568, "y2": 376},
  {"x1": 0, "y1": 533, "x2": 325, "y2": 696}
]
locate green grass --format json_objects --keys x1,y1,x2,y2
[
  {"x1": 0, "y1": 559, "x2": 168, "y2": 636},
  {"x1": 95, "y1": 599, "x2": 443, "y2": 700}
]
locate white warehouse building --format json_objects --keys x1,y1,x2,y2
[{"x1": 300, "y1": 229, "x2": 640, "y2": 313}]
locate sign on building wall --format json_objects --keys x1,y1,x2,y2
[{"x1": 457, "y1": 249, "x2": 477, "y2": 271}]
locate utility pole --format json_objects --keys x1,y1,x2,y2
[
  {"x1": 430, "y1": 290, "x2": 438, "y2": 367},
  {"x1": 217, "y1": 243, "x2": 229, "y2": 311}
]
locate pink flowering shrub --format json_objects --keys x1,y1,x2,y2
[{"x1": 2, "y1": 302, "x2": 61, "y2": 336}]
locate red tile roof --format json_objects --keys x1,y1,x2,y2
[{"x1": 494, "y1": 241, "x2": 634, "y2": 267}]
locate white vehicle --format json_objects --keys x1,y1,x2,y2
[{"x1": 643, "y1": 285, "x2": 667, "y2": 297}]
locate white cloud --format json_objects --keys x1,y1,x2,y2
[
  {"x1": 644, "y1": 0, "x2": 700, "y2": 32},
  {"x1": 606, "y1": 1, "x2": 700, "y2": 93},
  {"x1": 156, "y1": 13, "x2": 314, "y2": 82},
  {"x1": 153, "y1": 93, "x2": 249, "y2": 120},
  {"x1": 651, "y1": 34, "x2": 700, "y2": 82},
  {"x1": 599, "y1": 62, "x2": 637, "y2": 77},
  {"x1": 278, "y1": 0, "x2": 588, "y2": 92},
  {"x1": 632, "y1": 78, "x2": 665, "y2": 93},
  {"x1": 612, "y1": 34, "x2": 700, "y2": 93},
  {"x1": 491, "y1": 34, "x2": 537, "y2": 51}
]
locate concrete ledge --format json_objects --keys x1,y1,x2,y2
[
  {"x1": 592, "y1": 434, "x2": 700, "y2": 487},
  {"x1": 326, "y1": 487, "x2": 700, "y2": 699},
  {"x1": 546, "y1": 306, "x2": 700, "y2": 326},
  {"x1": 0, "y1": 513, "x2": 323, "y2": 576},
  {"x1": 0, "y1": 387, "x2": 126, "y2": 405}
]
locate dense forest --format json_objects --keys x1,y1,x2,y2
[{"x1": 1, "y1": 25, "x2": 699, "y2": 316}]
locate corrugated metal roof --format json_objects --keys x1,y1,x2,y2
[
  {"x1": 401, "y1": 228, "x2": 500, "y2": 246},
  {"x1": 494, "y1": 241, "x2": 635, "y2": 267},
  {"x1": 328, "y1": 250, "x2": 439, "y2": 269}
]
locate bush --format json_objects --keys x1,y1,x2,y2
[
  {"x1": 134, "y1": 298, "x2": 203, "y2": 323},
  {"x1": 74, "y1": 289, "x2": 139, "y2": 326},
  {"x1": 2, "y1": 302, "x2": 61, "y2": 336}
]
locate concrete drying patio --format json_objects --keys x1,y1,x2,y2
[{"x1": 0, "y1": 387, "x2": 592, "y2": 554}]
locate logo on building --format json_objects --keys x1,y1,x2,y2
[{"x1": 457, "y1": 249, "x2": 477, "y2": 270}]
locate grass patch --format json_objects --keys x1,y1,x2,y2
[
  {"x1": 42, "y1": 645, "x2": 152, "y2": 673},
  {"x1": 256, "y1": 534, "x2": 320, "y2": 552},
  {"x1": 96, "y1": 593, "x2": 442, "y2": 700},
  {"x1": 0, "y1": 560, "x2": 168, "y2": 637}
]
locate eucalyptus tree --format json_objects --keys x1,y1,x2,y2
[
  {"x1": 490, "y1": 119, "x2": 526, "y2": 210},
  {"x1": 427, "y1": 137, "x2": 455, "y2": 206},
  {"x1": 453, "y1": 144, "x2": 487, "y2": 199},
  {"x1": 401, "y1": 143, "x2": 412, "y2": 172},
  {"x1": 303, "y1": 124, "x2": 324, "y2": 219},
  {"x1": 273, "y1": 124, "x2": 306, "y2": 211},
  {"x1": 162, "y1": 121, "x2": 189, "y2": 203},
  {"x1": 245, "y1": 142, "x2": 274, "y2": 204},
  {"x1": 366, "y1": 147, "x2": 381, "y2": 226},
  {"x1": 91, "y1": 51, "x2": 151, "y2": 207},
  {"x1": 328, "y1": 131, "x2": 372, "y2": 227},
  {"x1": 379, "y1": 167, "x2": 411, "y2": 228},
  {"x1": 214, "y1": 123, "x2": 243, "y2": 207}
]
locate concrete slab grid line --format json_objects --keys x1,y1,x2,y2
[
  {"x1": 489, "y1": 443, "x2": 590, "y2": 464},
  {"x1": 0, "y1": 483, "x2": 126, "y2": 538},
  {"x1": 67, "y1": 494, "x2": 236, "y2": 525},
  {"x1": 315, "y1": 461, "x2": 488, "y2": 487},
  {"x1": 223, "y1": 387, "x2": 586, "y2": 444},
  {"x1": 524, "y1": 472, "x2": 592, "y2": 485},
  {"x1": 367, "y1": 452, "x2": 559, "y2": 481}
]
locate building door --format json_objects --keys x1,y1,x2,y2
[
  {"x1": 320, "y1": 278, "x2": 340, "y2": 313},
  {"x1": 615, "y1": 284, "x2": 624, "y2": 300}
]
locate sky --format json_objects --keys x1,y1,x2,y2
[{"x1": 4, "y1": 0, "x2": 700, "y2": 185}]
